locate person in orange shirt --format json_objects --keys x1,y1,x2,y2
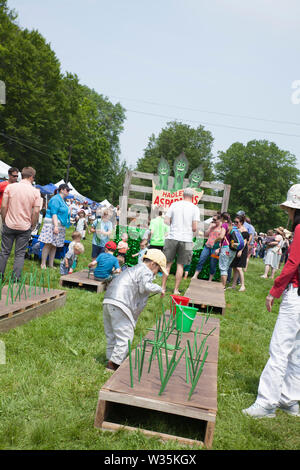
[
  {"x1": 0, "y1": 167, "x2": 40, "y2": 280},
  {"x1": 0, "y1": 167, "x2": 19, "y2": 236}
]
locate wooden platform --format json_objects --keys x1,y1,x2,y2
[
  {"x1": 0, "y1": 286, "x2": 66, "y2": 332},
  {"x1": 185, "y1": 278, "x2": 226, "y2": 315},
  {"x1": 59, "y1": 269, "x2": 105, "y2": 293},
  {"x1": 94, "y1": 314, "x2": 219, "y2": 448}
]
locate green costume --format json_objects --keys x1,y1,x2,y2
[
  {"x1": 189, "y1": 165, "x2": 204, "y2": 192},
  {"x1": 172, "y1": 152, "x2": 189, "y2": 192},
  {"x1": 156, "y1": 157, "x2": 170, "y2": 190}
]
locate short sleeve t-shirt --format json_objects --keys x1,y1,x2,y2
[
  {"x1": 4, "y1": 179, "x2": 41, "y2": 231},
  {"x1": 0, "y1": 181, "x2": 9, "y2": 208},
  {"x1": 94, "y1": 252, "x2": 119, "y2": 279},
  {"x1": 244, "y1": 221, "x2": 255, "y2": 245},
  {"x1": 149, "y1": 216, "x2": 169, "y2": 246},
  {"x1": 92, "y1": 219, "x2": 113, "y2": 247},
  {"x1": 165, "y1": 200, "x2": 200, "y2": 243}
]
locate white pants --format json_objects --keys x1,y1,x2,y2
[
  {"x1": 256, "y1": 286, "x2": 300, "y2": 409},
  {"x1": 103, "y1": 303, "x2": 134, "y2": 365}
]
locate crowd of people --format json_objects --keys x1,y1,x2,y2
[{"x1": 0, "y1": 168, "x2": 299, "y2": 418}]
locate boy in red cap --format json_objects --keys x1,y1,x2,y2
[{"x1": 88, "y1": 241, "x2": 120, "y2": 283}]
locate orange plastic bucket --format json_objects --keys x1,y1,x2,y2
[{"x1": 170, "y1": 295, "x2": 190, "y2": 318}]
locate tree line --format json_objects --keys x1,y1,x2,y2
[
  {"x1": 1, "y1": 0, "x2": 299, "y2": 230},
  {"x1": 0, "y1": 0, "x2": 126, "y2": 204}
]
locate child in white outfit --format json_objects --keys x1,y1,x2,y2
[{"x1": 102, "y1": 249, "x2": 168, "y2": 371}]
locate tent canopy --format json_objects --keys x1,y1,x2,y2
[
  {"x1": 55, "y1": 180, "x2": 94, "y2": 204},
  {"x1": 35, "y1": 183, "x2": 57, "y2": 195},
  {"x1": 0, "y1": 160, "x2": 21, "y2": 180},
  {"x1": 100, "y1": 199, "x2": 112, "y2": 208}
]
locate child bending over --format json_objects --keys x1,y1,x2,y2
[
  {"x1": 88, "y1": 241, "x2": 121, "y2": 283},
  {"x1": 60, "y1": 242, "x2": 84, "y2": 275},
  {"x1": 102, "y1": 249, "x2": 168, "y2": 371}
]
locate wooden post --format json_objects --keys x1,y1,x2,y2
[{"x1": 221, "y1": 184, "x2": 231, "y2": 212}]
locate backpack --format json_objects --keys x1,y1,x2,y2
[{"x1": 229, "y1": 226, "x2": 245, "y2": 252}]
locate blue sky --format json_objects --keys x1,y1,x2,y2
[{"x1": 7, "y1": 0, "x2": 300, "y2": 170}]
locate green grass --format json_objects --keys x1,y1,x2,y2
[{"x1": 0, "y1": 229, "x2": 298, "y2": 450}]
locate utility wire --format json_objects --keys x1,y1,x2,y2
[
  {"x1": 0, "y1": 131, "x2": 54, "y2": 158},
  {"x1": 125, "y1": 108, "x2": 300, "y2": 139},
  {"x1": 109, "y1": 94, "x2": 300, "y2": 128}
]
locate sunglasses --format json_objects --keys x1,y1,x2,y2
[
  {"x1": 234, "y1": 220, "x2": 240, "y2": 224},
  {"x1": 11, "y1": 174, "x2": 18, "y2": 178}
]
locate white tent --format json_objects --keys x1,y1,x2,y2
[
  {"x1": 54, "y1": 179, "x2": 87, "y2": 202},
  {"x1": 0, "y1": 160, "x2": 21, "y2": 180},
  {"x1": 100, "y1": 199, "x2": 112, "y2": 208}
]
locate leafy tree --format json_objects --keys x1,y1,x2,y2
[
  {"x1": 215, "y1": 140, "x2": 300, "y2": 231},
  {"x1": 136, "y1": 121, "x2": 214, "y2": 181},
  {"x1": 0, "y1": 0, "x2": 126, "y2": 202}
]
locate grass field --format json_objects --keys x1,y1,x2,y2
[{"x1": 0, "y1": 228, "x2": 299, "y2": 451}]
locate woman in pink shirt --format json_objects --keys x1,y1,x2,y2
[{"x1": 243, "y1": 184, "x2": 300, "y2": 418}]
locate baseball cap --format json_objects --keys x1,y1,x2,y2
[
  {"x1": 143, "y1": 249, "x2": 168, "y2": 275},
  {"x1": 236, "y1": 210, "x2": 245, "y2": 216},
  {"x1": 105, "y1": 241, "x2": 117, "y2": 251}
]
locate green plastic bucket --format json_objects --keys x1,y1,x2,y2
[{"x1": 175, "y1": 305, "x2": 198, "y2": 333}]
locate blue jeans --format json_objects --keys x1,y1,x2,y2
[{"x1": 196, "y1": 245, "x2": 218, "y2": 275}]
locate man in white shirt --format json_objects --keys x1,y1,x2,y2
[{"x1": 161, "y1": 188, "x2": 200, "y2": 295}]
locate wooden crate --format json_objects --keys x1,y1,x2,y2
[
  {"x1": 0, "y1": 286, "x2": 66, "y2": 332},
  {"x1": 59, "y1": 269, "x2": 105, "y2": 293},
  {"x1": 94, "y1": 315, "x2": 219, "y2": 448},
  {"x1": 185, "y1": 278, "x2": 226, "y2": 315}
]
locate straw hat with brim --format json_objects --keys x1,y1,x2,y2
[
  {"x1": 280, "y1": 184, "x2": 300, "y2": 210},
  {"x1": 274, "y1": 227, "x2": 284, "y2": 236},
  {"x1": 142, "y1": 249, "x2": 168, "y2": 275},
  {"x1": 283, "y1": 229, "x2": 292, "y2": 237}
]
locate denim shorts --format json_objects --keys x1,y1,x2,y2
[{"x1": 219, "y1": 246, "x2": 236, "y2": 276}]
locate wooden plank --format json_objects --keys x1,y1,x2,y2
[
  {"x1": 129, "y1": 184, "x2": 153, "y2": 194},
  {"x1": 185, "y1": 279, "x2": 226, "y2": 313},
  {"x1": 94, "y1": 313, "x2": 219, "y2": 448},
  {"x1": 221, "y1": 184, "x2": 231, "y2": 212},
  {"x1": 99, "y1": 349, "x2": 218, "y2": 412},
  {"x1": 101, "y1": 421, "x2": 204, "y2": 448},
  {"x1": 132, "y1": 170, "x2": 155, "y2": 181},
  {"x1": 0, "y1": 291, "x2": 66, "y2": 332},
  {"x1": 123, "y1": 170, "x2": 133, "y2": 197},
  {"x1": 59, "y1": 270, "x2": 105, "y2": 293},
  {"x1": 131, "y1": 172, "x2": 225, "y2": 191},
  {"x1": 201, "y1": 194, "x2": 223, "y2": 204},
  {"x1": 203, "y1": 209, "x2": 219, "y2": 216},
  {"x1": 128, "y1": 198, "x2": 151, "y2": 207}
]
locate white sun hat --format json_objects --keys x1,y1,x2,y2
[{"x1": 280, "y1": 184, "x2": 300, "y2": 210}]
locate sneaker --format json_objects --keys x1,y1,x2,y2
[
  {"x1": 242, "y1": 402, "x2": 276, "y2": 418},
  {"x1": 278, "y1": 402, "x2": 300, "y2": 417},
  {"x1": 106, "y1": 360, "x2": 120, "y2": 372}
]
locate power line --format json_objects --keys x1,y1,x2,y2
[
  {"x1": 125, "y1": 108, "x2": 300, "y2": 139},
  {"x1": 109, "y1": 94, "x2": 300, "y2": 128},
  {"x1": 0, "y1": 131, "x2": 54, "y2": 157},
  {"x1": 0, "y1": 131, "x2": 85, "y2": 176}
]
